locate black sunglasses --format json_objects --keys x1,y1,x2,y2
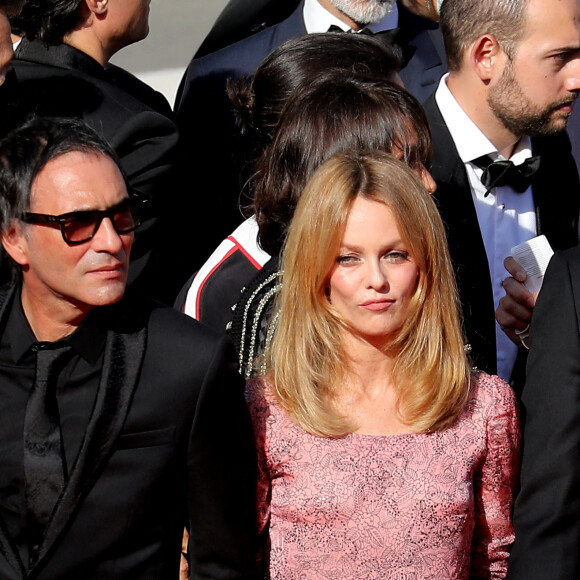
[{"x1": 21, "y1": 198, "x2": 145, "y2": 245}]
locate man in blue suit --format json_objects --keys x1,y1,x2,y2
[{"x1": 174, "y1": 0, "x2": 447, "y2": 277}]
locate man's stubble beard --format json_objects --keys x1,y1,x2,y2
[{"x1": 488, "y1": 60, "x2": 577, "y2": 138}]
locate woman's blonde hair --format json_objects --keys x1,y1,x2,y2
[{"x1": 265, "y1": 150, "x2": 471, "y2": 437}]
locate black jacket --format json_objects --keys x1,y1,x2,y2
[
  {"x1": 0, "y1": 286, "x2": 259, "y2": 579},
  {"x1": 3, "y1": 39, "x2": 181, "y2": 303},
  {"x1": 423, "y1": 93, "x2": 580, "y2": 390}
]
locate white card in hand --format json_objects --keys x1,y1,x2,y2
[{"x1": 510, "y1": 235, "x2": 554, "y2": 294}]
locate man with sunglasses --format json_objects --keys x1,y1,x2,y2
[{"x1": 0, "y1": 117, "x2": 258, "y2": 580}]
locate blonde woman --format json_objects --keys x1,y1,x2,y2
[{"x1": 246, "y1": 151, "x2": 521, "y2": 579}]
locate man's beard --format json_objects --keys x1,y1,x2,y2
[
  {"x1": 329, "y1": 0, "x2": 396, "y2": 25},
  {"x1": 488, "y1": 60, "x2": 577, "y2": 138}
]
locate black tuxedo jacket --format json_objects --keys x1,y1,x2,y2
[
  {"x1": 0, "y1": 287, "x2": 258, "y2": 579},
  {"x1": 423, "y1": 94, "x2": 580, "y2": 387},
  {"x1": 174, "y1": 0, "x2": 447, "y2": 275},
  {"x1": 507, "y1": 246, "x2": 580, "y2": 579},
  {"x1": 2, "y1": 39, "x2": 180, "y2": 304}
]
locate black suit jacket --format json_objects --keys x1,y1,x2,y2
[
  {"x1": 507, "y1": 246, "x2": 580, "y2": 579},
  {"x1": 174, "y1": 0, "x2": 447, "y2": 274},
  {"x1": 0, "y1": 286, "x2": 258, "y2": 579},
  {"x1": 2, "y1": 39, "x2": 180, "y2": 304},
  {"x1": 423, "y1": 93, "x2": 580, "y2": 388}
]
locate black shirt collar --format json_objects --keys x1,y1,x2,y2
[
  {"x1": 14, "y1": 38, "x2": 108, "y2": 81},
  {"x1": 5, "y1": 292, "x2": 107, "y2": 365}
]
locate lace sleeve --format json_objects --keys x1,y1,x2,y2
[
  {"x1": 470, "y1": 374, "x2": 522, "y2": 579},
  {"x1": 245, "y1": 379, "x2": 272, "y2": 570}
]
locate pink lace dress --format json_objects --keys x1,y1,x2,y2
[{"x1": 245, "y1": 372, "x2": 521, "y2": 579}]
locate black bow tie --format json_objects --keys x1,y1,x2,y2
[
  {"x1": 472, "y1": 154, "x2": 541, "y2": 197},
  {"x1": 326, "y1": 26, "x2": 413, "y2": 67},
  {"x1": 327, "y1": 24, "x2": 373, "y2": 34}
]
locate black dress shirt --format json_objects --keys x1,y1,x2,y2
[{"x1": 0, "y1": 292, "x2": 107, "y2": 562}]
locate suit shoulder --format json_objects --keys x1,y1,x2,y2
[
  {"x1": 104, "y1": 63, "x2": 174, "y2": 118},
  {"x1": 545, "y1": 246, "x2": 580, "y2": 288},
  {"x1": 188, "y1": 22, "x2": 285, "y2": 80},
  {"x1": 148, "y1": 303, "x2": 226, "y2": 342},
  {"x1": 11, "y1": 57, "x2": 176, "y2": 127}
]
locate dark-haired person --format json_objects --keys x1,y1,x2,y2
[
  {"x1": 176, "y1": 68, "x2": 434, "y2": 334},
  {"x1": 0, "y1": 116, "x2": 258, "y2": 580},
  {"x1": 424, "y1": 0, "x2": 580, "y2": 392},
  {"x1": 174, "y1": 32, "x2": 404, "y2": 294},
  {"x1": 2, "y1": 0, "x2": 180, "y2": 303},
  {"x1": 174, "y1": 0, "x2": 447, "y2": 274}
]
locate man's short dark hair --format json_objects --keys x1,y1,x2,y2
[
  {"x1": 0, "y1": 116, "x2": 124, "y2": 237},
  {"x1": 13, "y1": 0, "x2": 82, "y2": 44},
  {"x1": 440, "y1": 0, "x2": 527, "y2": 71}
]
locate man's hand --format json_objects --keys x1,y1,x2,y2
[
  {"x1": 496, "y1": 256, "x2": 537, "y2": 348},
  {"x1": 180, "y1": 528, "x2": 189, "y2": 580}
]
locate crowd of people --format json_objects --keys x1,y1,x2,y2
[{"x1": 0, "y1": 0, "x2": 578, "y2": 578}]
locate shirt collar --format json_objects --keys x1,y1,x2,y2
[
  {"x1": 435, "y1": 73, "x2": 533, "y2": 164},
  {"x1": 7, "y1": 291, "x2": 107, "y2": 365},
  {"x1": 15, "y1": 38, "x2": 107, "y2": 80},
  {"x1": 303, "y1": 0, "x2": 398, "y2": 33}
]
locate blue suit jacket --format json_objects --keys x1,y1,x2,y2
[{"x1": 174, "y1": 1, "x2": 446, "y2": 272}]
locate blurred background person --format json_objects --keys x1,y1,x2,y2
[
  {"x1": 2, "y1": 0, "x2": 180, "y2": 303},
  {"x1": 174, "y1": 0, "x2": 447, "y2": 276},
  {"x1": 246, "y1": 150, "x2": 520, "y2": 578}
]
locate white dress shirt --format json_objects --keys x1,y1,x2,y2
[
  {"x1": 435, "y1": 74, "x2": 537, "y2": 381},
  {"x1": 303, "y1": 0, "x2": 399, "y2": 33}
]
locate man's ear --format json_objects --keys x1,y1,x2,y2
[
  {"x1": 84, "y1": 0, "x2": 109, "y2": 16},
  {"x1": 1, "y1": 221, "x2": 29, "y2": 267},
  {"x1": 470, "y1": 34, "x2": 504, "y2": 82}
]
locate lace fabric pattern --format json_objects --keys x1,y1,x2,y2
[{"x1": 245, "y1": 372, "x2": 521, "y2": 579}]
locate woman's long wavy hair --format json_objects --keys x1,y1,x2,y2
[{"x1": 266, "y1": 151, "x2": 471, "y2": 437}]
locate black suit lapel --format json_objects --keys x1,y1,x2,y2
[
  {"x1": 530, "y1": 133, "x2": 580, "y2": 250},
  {"x1": 15, "y1": 39, "x2": 107, "y2": 80},
  {"x1": 0, "y1": 286, "x2": 27, "y2": 578},
  {"x1": 423, "y1": 94, "x2": 498, "y2": 374},
  {"x1": 29, "y1": 309, "x2": 147, "y2": 576}
]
